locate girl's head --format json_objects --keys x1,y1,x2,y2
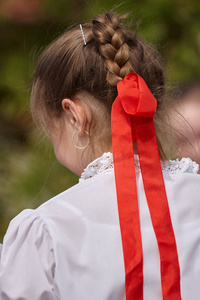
[
  {"x1": 31, "y1": 11, "x2": 165, "y2": 174},
  {"x1": 163, "y1": 82, "x2": 200, "y2": 168}
]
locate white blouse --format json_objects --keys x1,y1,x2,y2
[{"x1": 0, "y1": 152, "x2": 200, "y2": 300}]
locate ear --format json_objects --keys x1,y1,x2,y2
[{"x1": 61, "y1": 98, "x2": 87, "y2": 136}]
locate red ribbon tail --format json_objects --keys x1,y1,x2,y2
[
  {"x1": 111, "y1": 97, "x2": 144, "y2": 300},
  {"x1": 134, "y1": 116, "x2": 181, "y2": 300},
  {"x1": 111, "y1": 72, "x2": 182, "y2": 300}
]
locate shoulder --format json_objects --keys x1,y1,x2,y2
[
  {"x1": 162, "y1": 157, "x2": 199, "y2": 176},
  {"x1": 36, "y1": 170, "x2": 116, "y2": 218},
  {"x1": 2, "y1": 208, "x2": 53, "y2": 257},
  {"x1": 3, "y1": 208, "x2": 45, "y2": 239},
  {"x1": 162, "y1": 157, "x2": 200, "y2": 190},
  {"x1": 0, "y1": 209, "x2": 56, "y2": 299},
  {"x1": 3, "y1": 170, "x2": 115, "y2": 245}
]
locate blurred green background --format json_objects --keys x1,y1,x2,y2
[{"x1": 0, "y1": 0, "x2": 200, "y2": 241}]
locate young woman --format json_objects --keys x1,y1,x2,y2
[
  {"x1": 0, "y1": 11, "x2": 200, "y2": 300},
  {"x1": 162, "y1": 82, "x2": 200, "y2": 169}
]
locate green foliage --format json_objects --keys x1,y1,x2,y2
[
  {"x1": 0, "y1": 134, "x2": 78, "y2": 240},
  {"x1": 0, "y1": 0, "x2": 200, "y2": 241}
]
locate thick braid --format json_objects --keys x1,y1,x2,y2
[{"x1": 92, "y1": 12, "x2": 132, "y2": 86}]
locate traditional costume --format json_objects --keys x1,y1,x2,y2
[{"x1": 0, "y1": 73, "x2": 200, "y2": 300}]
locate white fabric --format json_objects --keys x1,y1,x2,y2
[{"x1": 0, "y1": 152, "x2": 200, "y2": 300}]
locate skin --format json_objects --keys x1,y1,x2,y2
[
  {"x1": 51, "y1": 96, "x2": 113, "y2": 176},
  {"x1": 169, "y1": 92, "x2": 200, "y2": 169}
]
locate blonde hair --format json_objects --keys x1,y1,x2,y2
[{"x1": 31, "y1": 11, "x2": 166, "y2": 158}]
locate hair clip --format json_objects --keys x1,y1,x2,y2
[{"x1": 79, "y1": 24, "x2": 87, "y2": 46}]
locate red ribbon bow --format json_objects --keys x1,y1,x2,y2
[{"x1": 111, "y1": 72, "x2": 181, "y2": 300}]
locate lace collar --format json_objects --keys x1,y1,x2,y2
[
  {"x1": 79, "y1": 153, "x2": 114, "y2": 182},
  {"x1": 79, "y1": 152, "x2": 199, "y2": 181}
]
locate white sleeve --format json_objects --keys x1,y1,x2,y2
[{"x1": 0, "y1": 209, "x2": 57, "y2": 300}]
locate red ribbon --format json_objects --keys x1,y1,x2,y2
[{"x1": 111, "y1": 72, "x2": 181, "y2": 300}]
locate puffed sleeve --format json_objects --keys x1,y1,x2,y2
[{"x1": 0, "y1": 209, "x2": 57, "y2": 300}]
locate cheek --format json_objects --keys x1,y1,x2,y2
[
  {"x1": 52, "y1": 136, "x2": 66, "y2": 162},
  {"x1": 52, "y1": 134, "x2": 75, "y2": 169},
  {"x1": 53, "y1": 145, "x2": 63, "y2": 164},
  {"x1": 51, "y1": 131, "x2": 65, "y2": 163},
  {"x1": 183, "y1": 102, "x2": 200, "y2": 134},
  {"x1": 50, "y1": 129, "x2": 82, "y2": 175}
]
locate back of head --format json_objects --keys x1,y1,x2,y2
[
  {"x1": 161, "y1": 81, "x2": 200, "y2": 165},
  {"x1": 171, "y1": 82, "x2": 200, "y2": 103},
  {"x1": 31, "y1": 11, "x2": 165, "y2": 155}
]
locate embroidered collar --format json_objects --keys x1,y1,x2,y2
[
  {"x1": 79, "y1": 153, "x2": 114, "y2": 182},
  {"x1": 80, "y1": 152, "x2": 199, "y2": 181}
]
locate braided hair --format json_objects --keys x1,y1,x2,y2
[
  {"x1": 92, "y1": 13, "x2": 132, "y2": 86},
  {"x1": 31, "y1": 11, "x2": 165, "y2": 157}
]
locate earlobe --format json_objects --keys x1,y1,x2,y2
[{"x1": 61, "y1": 98, "x2": 87, "y2": 135}]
